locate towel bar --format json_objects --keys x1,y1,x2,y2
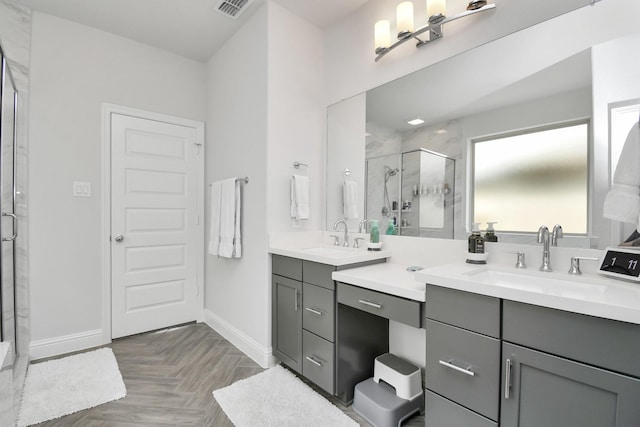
[{"x1": 208, "y1": 177, "x2": 249, "y2": 186}]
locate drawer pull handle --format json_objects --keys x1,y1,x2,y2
[
  {"x1": 305, "y1": 307, "x2": 323, "y2": 316},
  {"x1": 358, "y1": 299, "x2": 382, "y2": 309},
  {"x1": 439, "y1": 359, "x2": 475, "y2": 377},
  {"x1": 305, "y1": 356, "x2": 323, "y2": 367},
  {"x1": 504, "y1": 358, "x2": 512, "y2": 399}
]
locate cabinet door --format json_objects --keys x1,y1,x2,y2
[
  {"x1": 501, "y1": 342, "x2": 640, "y2": 427},
  {"x1": 272, "y1": 274, "x2": 302, "y2": 373}
]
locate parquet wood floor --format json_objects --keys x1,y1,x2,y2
[{"x1": 29, "y1": 323, "x2": 424, "y2": 426}]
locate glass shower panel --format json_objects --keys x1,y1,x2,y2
[
  {"x1": 0, "y1": 55, "x2": 17, "y2": 362},
  {"x1": 400, "y1": 149, "x2": 455, "y2": 238}
]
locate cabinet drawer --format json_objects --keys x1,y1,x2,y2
[
  {"x1": 303, "y1": 283, "x2": 335, "y2": 342},
  {"x1": 303, "y1": 260, "x2": 335, "y2": 290},
  {"x1": 302, "y1": 330, "x2": 335, "y2": 394},
  {"x1": 337, "y1": 283, "x2": 421, "y2": 328},
  {"x1": 426, "y1": 285, "x2": 500, "y2": 338},
  {"x1": 503, "y1": 301, "x2": 640, "y2": 377},
  {"x1": 425, "y1": 390, "x2": 497, "y2": 427},
  {"x1": 426, "y1": 319, "x2": 500, "y2": 421},
  {"x1": 272, "y1": 255, "x2": 302, "y2": 281}
]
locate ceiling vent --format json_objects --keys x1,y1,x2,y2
[{"x1": 215, "y1": 0, "x2": 251, "y2": 19}]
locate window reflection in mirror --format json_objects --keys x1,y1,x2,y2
[{"x1": 472, "y1": 121, "x2": 588, "y2": 234}]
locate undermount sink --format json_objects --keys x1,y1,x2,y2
[
  {"x1": 415, "y1": 260, "x2": 640, "y2": 325},
  {"x1": 269, "y1": 242, "x2": 390, "y2": 266},
  {"x1": 300, "y1": 246, "x2": 359, "y2": 258},
  {"x1": 463, "y1": 266, "x2": 607, "y2": 299}
]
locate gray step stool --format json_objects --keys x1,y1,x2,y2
[{"x1": 353, "y1": 353, "x2": 424, "y2": 427}]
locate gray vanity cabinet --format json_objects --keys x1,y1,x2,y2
[
  {"x1": 272, "y1": 274, "x2": 303, "y2": 372},
  {"x1": 424, "y1": 285, "x2": 500, "y2": 426},
  {"x1": 271, "y1": 255, "x2": 340, "y2": 394},
  {"x1": 501, "y1": 342, "x2": 640, "y2": 427},
  {"x1": 424, "y1": 287, "x2": 640, "y2": 427},
  {"x1": 501, "y1": 300, "x2": 640, "y2": 427},
  {"x1": 272, "y1": 254, "x2": 388, "y2": 399}
]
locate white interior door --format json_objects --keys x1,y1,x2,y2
[{"x1": 111, "y1": 113, "x2": 201, "y2": 339}]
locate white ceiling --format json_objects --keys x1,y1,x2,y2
[{"x1": 11, "y1": 0, "x2": 369, "y2": 62}]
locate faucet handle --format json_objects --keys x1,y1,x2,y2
[
  {"x1": 568, "y1": 256, "x2": 599, "y2": 275},
  {"x1": 329, "y1": 234, "x2": 341, "y2": 246},
  {"x1": 353, "y1": 237, "x2": 366, "y2": 248},
  {"x1": 552, "y1": 224, "x2": 564, "y2": 246},
  {"x1": 504, "y1": 251, "x2": 527, "y2": 269}
]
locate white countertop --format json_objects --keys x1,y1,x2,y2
[
  {"x1": 415, "y1": 262, "x2": 640, "y2": 325},
  {"x1": 269, "y1": 233, "x2": 391, "y2": 267},
  {"x1": 333, "y1": 263, "x2": 426, "y2": 302}
]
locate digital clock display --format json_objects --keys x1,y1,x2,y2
[{"x1": 599, "y1": 250, "x2": 640, "y2": 278}]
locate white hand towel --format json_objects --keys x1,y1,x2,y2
[
  {"x1": 290, "y1": 175, "x2": 309, "y2": 220},
  {"x1": 208, "y1": 181, "x2": 222, "y2": 256},
  {"x1": 343, "y1": 180, "x2": 359, "y2": 219},
  {"x1": 218, "y1": 178, "x2": 240, "y2": 258},
  {"x1": 233, "y1": 179, "x2": 242, "y2": 258},
  {"x1": 603, "y1": 123, "x2": 640, "y2": 230}
]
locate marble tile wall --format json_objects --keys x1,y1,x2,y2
[
  {"x1": 366, "y1": 118, "x2": 462, "y2": 239},
  {"x1": 0, "y1": 0, "x2": 32, "y2": 425}
]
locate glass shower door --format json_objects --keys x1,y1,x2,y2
[{"x1": 0, "y1": 53, "x2": 18, "y2": 362}]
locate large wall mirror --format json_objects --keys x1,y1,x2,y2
[{"x1": 326, "y1": 1, "x2": 640, "y2": 249}]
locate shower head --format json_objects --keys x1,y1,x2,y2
[{"x1": 385, "y1": 166, "x2": 399, "y2": 177}]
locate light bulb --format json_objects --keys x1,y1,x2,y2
[
  {"x1": 396, "y1": 2, "x2": 414, "y2": 39},
  {"x1": 374, "y1": 20, "x2": 391, "y2": 52},
  {"x1": 427, "y1": 0, "x2": 446, "y2": 18}
]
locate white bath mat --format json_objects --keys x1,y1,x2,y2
[
  {"x1": 17, "y1": 347, "x2": 127, "y2": 426},
  {"x1": 213, "y1": 364, "x2": 358, "y2": 427}
]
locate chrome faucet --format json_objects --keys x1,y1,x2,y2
[
  {"x1": 333, "y1": 220, "x2": 349, "y2": 247},
  {"x1": 358, "y1": 219, "x2": 369, "y2": 233},
  {"x1": 537, "y1": 224, "x2": 563, "y2": 272}
]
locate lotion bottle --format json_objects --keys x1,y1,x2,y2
[
  {"x1": 484, "y1": 222, "x2": 498, "y2": 242},
  {"x1": 468, "y1": 222, "x2": 485, "y2": 254}
]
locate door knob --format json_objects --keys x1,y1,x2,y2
[{"x1": 114, "y1": 235, "x2": 124, "y2": 242}]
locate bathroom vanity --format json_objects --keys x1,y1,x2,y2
[
  {"x1": 271, "y1": 249, "x2": 393, "y2": 403},
  {"x1": 270, "y1": 241, "x2": 426, "y2": 404},
  {"x1": 417, "y1": 264, "x2": 640, "y2": 427}
]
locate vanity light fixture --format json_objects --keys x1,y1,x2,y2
[{"x1": 374, "y1": 0, "x2": 496, "y2": 62}]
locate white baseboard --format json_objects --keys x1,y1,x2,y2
[
  {"x1": 30, "y1": 329, "x2": 107, "y2": 360},
  {"x1": 203, "y1": 309, "x2": 277, "y2": 369}
]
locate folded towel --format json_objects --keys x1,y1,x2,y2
[
  {"x1": 291, "y1": 175, "x2": 309, "y2": 220},
  {"x1": 603, "y1": 123, "x2": 640, "y2": 230},
  {"x1": 208, "y1": 181, "x2": 223, "y2": 256},
  {"x1": 343, "y1": 180, "x2": 359, "y2": 219},
  {"x1": 209, "y1": 178, "x2": 242, "y2": 259}
]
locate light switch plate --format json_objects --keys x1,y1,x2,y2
[{"x1": 73, "y1": 181, "x2": 91, "y2": 197}]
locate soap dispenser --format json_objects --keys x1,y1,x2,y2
[
  {"x1": 368, "y1": 220, "x2": 382, "y2": 251},
  {"x1": 484, "y1": 222, "x2": 498, "y2": 242},
  {"x1": 467, "y1": 222, "x2": 487, "y2": 264},
  {"x1": 370, "y1": 220, "x2": 380, "y2": 243}
]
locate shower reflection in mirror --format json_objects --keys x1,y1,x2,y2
[{"x1": 366, "y1": 149, "x2": 455, "y2": 238}]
